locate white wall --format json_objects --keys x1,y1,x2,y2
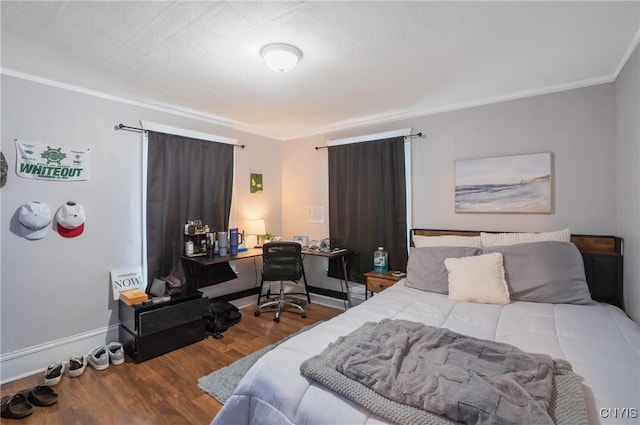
[
  {"x1": 616, "y1": 44, "x2": 640, "y2": 322},
  {"x1": 280, "y1": 136, "x2": 344, "y2": 294},
  {"x1": 0, "y1": 75, "x2": 283, "y2": 382},
  {"x1": 283, "y1": 83, "x2": 626, "y2": 307},
  {"x1": 410, "y1": 83, "x2": 617, "y2": 234}
]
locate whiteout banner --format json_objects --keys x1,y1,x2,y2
[{"x1": 15, "y1": 140, "x2": 90, "y2": 181}]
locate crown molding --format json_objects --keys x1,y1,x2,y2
[
  {"x1": 0, "y1": 68, "x2": 245, "y2": 131},
  {"x1": 614, "y1": 27, "x2": 640, "y2": 78},
  {"x1": 1, "y1": 65, "x2": 621, "y2": 143},
  {"x1": 295, "y1": 73, "x2": 617, "y2": 141}
]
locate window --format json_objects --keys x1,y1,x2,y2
[
  {"x1": 327, "y1": 129, "x2": 412, "y2": 282},
  {"x1": 141, "y1": 122, "x2": 236, "y2": 286}
]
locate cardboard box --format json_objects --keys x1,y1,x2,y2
[{"x1": 119, "y1": 289, "x2": 148, "y2": 305}]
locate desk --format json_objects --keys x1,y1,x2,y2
[
  {"x1": 182, "y1": 248, "x2": 262, "y2": 288},
  {"x1": 183, "y1": 248, "x2": 263, "y2": 266},
  {"x1": 301, "y1": 248, "x2": 354, "y2": 310},
  {"x1": 182, "y1": 247, "x2": 354, "y2": 309}
]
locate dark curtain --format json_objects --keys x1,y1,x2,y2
[
  {"x1": 328, "y1": 136, "x2": 408, "y2": 283},
  {"x1": 146, "y1": 131, "x2": 234, "y2": 288}
]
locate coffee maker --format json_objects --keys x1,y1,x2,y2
[{"x1": 183, "y1": 220, "x2": 210, "y2": 257}]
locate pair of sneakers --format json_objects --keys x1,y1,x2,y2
[
  {"x1": 87, "y1": 342, "x2": 124, "y2": 371},
  {"x1": 42, "y1": 353, "x2": 88, "y2": 386}
]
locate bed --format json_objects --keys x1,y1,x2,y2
[{"x1": 212, "y1": 229, "x2": 639, "y2": 425}]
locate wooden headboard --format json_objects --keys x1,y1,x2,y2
[{"x1": 411, "y1": 229, "x2": 624, "y2": 310}]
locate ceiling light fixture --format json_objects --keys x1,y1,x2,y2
[{"x1": 261, "y1": 43, "x2": 302, "y2": 73}]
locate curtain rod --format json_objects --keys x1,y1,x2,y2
[
  {"x1": 114, "y1": 123, "x2": 146, "y2": 133},
  {"x1": 314, "y1": 132, "x2": 424, "y2": 150},
  {"x1": 114, "y1": 123, "x2": 246, "y2": 149}
]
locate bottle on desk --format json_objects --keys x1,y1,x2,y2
[
  {"x1": 218, "y1": 231, "x2": 228, "y2": 256},
  {"x1": 206, "y1": 232, "x2": 215, "y2": 257},
  {"x1": 373, "y1": 247, "x2": 388, "y2": 272}
]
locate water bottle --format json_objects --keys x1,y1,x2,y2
[{"x1": 373, "y1": 247, "x2": 388, "y2": 273}]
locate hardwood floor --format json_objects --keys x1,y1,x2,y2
[{"x1": 0, "y1": 303, "x2": 342, "y2": 425}]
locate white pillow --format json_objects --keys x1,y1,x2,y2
[
  {"x1": 480, "y1": 228, "x2": 570, "y2": 248},
  {"x1": 444, "y1": 252, "x2": 510, "y2": 305},
  {"x1": 413, "y1": 234, "x2": 483, "y2": 248}
]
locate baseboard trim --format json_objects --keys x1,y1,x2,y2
[
  {"x1": 308, "y1": 292, "x2": 349, "y2": 310},
  {"x1": 0, "y1": 324, "x2": 120, "y2": 384},
  {"x1": 306, "y1": 285, "x2": 348, "y2": 300},
  {"x1": 1, "y1": 286, "x2": 353, "y2": 384},
  {"x1": 229, "y1": 291, "x2": 347, "y2": 312},
  {"x1": 208, "y1": 284, "x2": 350, "y2": 308},
  {"x1": 209, "y1": 287, "x2": 260, "y2": 303}
]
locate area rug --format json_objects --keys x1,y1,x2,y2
[{"x1": 198, "y1": 322, "x2": 321, "y2": 404}]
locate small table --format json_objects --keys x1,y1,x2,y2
[{"x1": 364, "y1": 270, "x2": 405, "y2": 299}]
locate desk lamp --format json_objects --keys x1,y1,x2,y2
[{"x1": 245, "y1": 219, "x2": 266, "y2": 248}]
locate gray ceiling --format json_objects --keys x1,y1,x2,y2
[{"x1": 1, "y1": 1, "x2": 639, "y2": 140}]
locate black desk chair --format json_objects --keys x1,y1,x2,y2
[{"x1": 254, "y1": 242, "x2": 310, "y2": 322}]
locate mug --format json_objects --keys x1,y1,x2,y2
[{"x1": 229, "y1": 228, "x2": 244, "y2": 255}]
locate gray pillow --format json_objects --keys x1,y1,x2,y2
[
  {"x1": 406, "y1": 246, "x2": 481, "y2": 294},
  {"x1": 483, "y1": 241, "x2": 593, "y2": 304}
]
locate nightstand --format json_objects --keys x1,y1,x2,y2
[{"x1": 364, "y1": 270, "x2": 405, "y2": 299}]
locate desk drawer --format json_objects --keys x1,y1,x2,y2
[
  {"x1": 367, "y1": 276, "x2": 396, "y2": 293},
  {"x1": 138, "y1": 298, "x2": 205, "y2": 336}
]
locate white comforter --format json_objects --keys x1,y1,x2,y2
[{"x1": 212, "y1": 281, "x2": 640, "y2": 425}]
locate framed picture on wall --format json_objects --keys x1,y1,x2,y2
[
  {"x1": 292, "y1": 235, "x2": 309, "y2": 247},
  {"x1": 250, "y1": 173, "x2": 263, "y2": 193},
  {"x1": 454, "y1": 152, "x2": 553, "y2": 213}
]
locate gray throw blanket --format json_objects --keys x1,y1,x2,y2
[{"x1": 300, "y1": 320, "x2": 588, "y2": 425}]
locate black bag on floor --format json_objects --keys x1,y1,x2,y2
[{"x1": 205, "y1": 300, "x2": 242, "y2": 339}]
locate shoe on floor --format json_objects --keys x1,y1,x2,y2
[
  {"x1": 88, "y1": 345, "x2": 109, "y2": 371},
  {"x1": 67, "y1": 354, "x2": 87, "y2": 377},
  {"x1": 43, "y1": 362, "x2": 64, "y2": 386},
  {"x1": 19, "y1": 386, "x2": 58, "y2": 407},
  {"x1": 1, "y1": 393, "x2": 33, "y2": 419},
  {"x1": 107, "y1": 342, "x2": 125, "y2": 365}
]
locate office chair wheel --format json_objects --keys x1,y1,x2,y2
[
  {"x1": 254, "y1": 310, "x2": 260, "y2": 317},
  {"x1": 274, "y1": 317, "x2": 280, "y2": 323}
]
